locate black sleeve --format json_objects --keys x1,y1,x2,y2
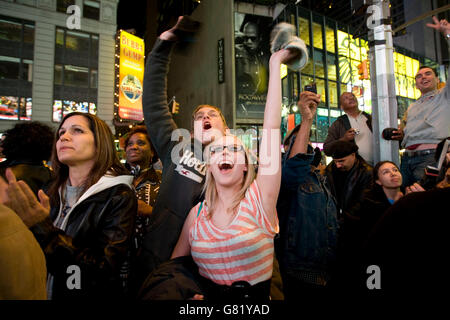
[{"x1": 142, "y1": 39, "x2": 180, "y2": 167}]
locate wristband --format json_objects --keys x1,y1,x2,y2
[{"x1": 446, "y1": 33, "x2": 450, "y2": 40}]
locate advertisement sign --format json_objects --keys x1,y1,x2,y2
[
  {"x1": 118, "y1": 30, "x2": 145, "y2": 121},
  {"x1": 234, "y1": 13, "x2": 272, "y2": 119}
]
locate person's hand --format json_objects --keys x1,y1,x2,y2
[
  {"x1": 137, "y1": 200, "x2": 153, "y2": 216},
  {"x1": 426, "y1": 16, "x2": 450, "y2": 36},
  {"x1": 159, "y1": 16, "x2": 184, "y2": 41},
  {"x1": 390, "y1": 127, "x2": 404, "y2": 141},
  {"x1": 342, "y1": 128, "x2": 357, "y2": 142},
  {"x1": 269, "y1": 48, "x2": 299, "y2": 67},
  {"x1": 5, "y1": 168, "x2": 50, "y2": 227},
  {"x1": 405, "y1": 182, "x2": 425, "y2": 194},
  {"x1": 298, "y1": 91, "x2": 320, "y2": 121}
]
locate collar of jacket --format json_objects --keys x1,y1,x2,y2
[{"x1": 55, "y1": 174, "x2": 134, "y2": 231}]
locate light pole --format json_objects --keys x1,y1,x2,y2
[{"x1": 367, "y1": 0, "x2": 399, "y2": 165}]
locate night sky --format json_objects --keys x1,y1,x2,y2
[{"x1": 116, "y1": 0, "x2": 148, "y2": 38}]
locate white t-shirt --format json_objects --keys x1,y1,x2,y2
[{"x1": 348, "y1": 112, "x2": 373, "y2": 165}]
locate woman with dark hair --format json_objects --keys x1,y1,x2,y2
[
  {"x1": 0, "y1": 121, "x2": 54, "y2": 196},
  {"x1": 124, "y1": 125, "x2": 161, "y2": 249},
  {"x1": 2, "y1": 112, "x2": 137, "y2": 300},
  {"x1": 344, "y1": 161, "x2": 405, "y2": 248}
]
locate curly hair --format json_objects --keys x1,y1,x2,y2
[{"x1": 1, "y1": 121, "x2": 54, "y2": 162}]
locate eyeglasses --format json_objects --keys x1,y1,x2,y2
[{"x1": 210, "y1": 144, "x2": 244, "y2": 155}]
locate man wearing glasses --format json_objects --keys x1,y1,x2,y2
[{"x1": 235, "y1": 21, "x2": 268, "y2": 95}]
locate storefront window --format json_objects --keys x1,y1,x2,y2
[
  {"x1": 66, "y1": 30, "x2": 90, "y2": 53},
  {"x1": 54, "y1": 64, "x2": 63, "y2": 85},
  {"x1": 327, "y1": 53, "x2": 336, "y2": 81},
  {"x1": 54, "y1": 28, "x2": 99, "y2": 121},
  {"x1": 83, "y1": 0, "x2": 100, "y2": 20},
  {"x1": 325, "y1": 24, "x2": 335, "y2": 54},
  {"x1": 329, "y1": 80, "x2": 338, "y2": 108},
  {"x1": 312, "y1": 21, "x2": 323, "y2": 50},
  {"x1": 314, "y1": 50, "x2": 325, "y2": 78},
  {"x1": 23, "y1": 24, "x2": 34, "y2": 43},
  {"x1": 22, "y1": 59, "x2": 33, "y2": 81},
  {"x1": 0, "y1": 16, "x2": 34, "y2": 120},
  {"x1": 298, "y1": 17, "x2": 310, "y2": 46},
  {"x1": 316, "y1": 78, "x2": 326, "y2": 107},
  {"x1": 64, "y1": 65, "x2": 89, "y2": 87},
  {"x1": 0, "y1": 56, "x2": 20, "y2": 79},
  {"x1": 57, "y1": 0, "x2": 75, "y2": 14},
  {"x1": 56, "y1": 28, "x2": 64, "y2": 47}
]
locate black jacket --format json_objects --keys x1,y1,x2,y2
[
  {"x1": 323, "y1": 112, "x2": 372, "y2": 157},
  {"x1": 29, "y1": 176, "x2": 136, "y2": 299},
  {"x1": 138, "y1": 39, "x2": 206, "y2": 285},
  {"x1": 324, "y1": 155, "x2": 373, "y2": 216}
]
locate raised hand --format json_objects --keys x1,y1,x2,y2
[
  {"x1": 269, "y1": 48, "x2": 300, "y2": 66},
  {"x1": 298, "y1": 91, "x2": 320, "y2": 121},
  {"x1": 426, "y1": 16, "x2": 450, "y2": 36}
]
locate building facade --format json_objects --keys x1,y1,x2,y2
[{"x1": 0, "y1": 0, "x2": 118, "y2": 134}]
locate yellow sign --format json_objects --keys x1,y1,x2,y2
[{"x1": 118, "y1": 30, "x2": 145, "y2": 121}]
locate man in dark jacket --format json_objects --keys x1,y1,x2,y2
[
  {"x1": 324, "y1": 141, "x2": 373, "y2": 290},
  {"x1": 324, "y1": 141, "x2": 373, "y2": 221},
  {"x1": 136, "y1": 17, "x2": 228, "y2": 289},
  {"x1": 323, "y1": 92, "x2": 374, "y2": 165}
]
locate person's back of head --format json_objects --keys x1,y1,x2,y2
[{"x1": 1, "y1": 121, "x2": 54, "y2": 163}]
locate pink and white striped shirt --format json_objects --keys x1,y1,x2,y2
[{"x1": 189, "y1": 181, "x2": 279, "y2": 286}]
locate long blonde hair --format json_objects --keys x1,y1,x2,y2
[{"x1": 202, "y1": 135, "x2": 256, "y2": 218}]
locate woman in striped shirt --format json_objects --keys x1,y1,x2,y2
[{"x1": 171, "y1": 48, "x2": 297, "y2": 300}]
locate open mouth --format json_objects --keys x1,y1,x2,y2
[
  {"x1": 218, "y1": 160, "x2": 234, "y2": 172},
  {"x1": 203, "y1": 121, "x2": 212, "y2": 130}
]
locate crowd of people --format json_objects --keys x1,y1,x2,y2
[{"x1": 0, "y1": 16, "x2": 449, "y2": 301}]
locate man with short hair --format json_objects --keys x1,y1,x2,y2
[
  {"x1": 392, "y1": 16, "x2": 450, "y2": 187},
  {"x1": 323, "y1": 92, "x2": 374, "y2": 165},
  {"x1": 135, "y1": 17, "x2": 228, "y2": 289}
]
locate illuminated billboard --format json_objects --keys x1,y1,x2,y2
[
  {"x1": 117, "y1": 30, "x2": 145, "y2": 121},
  {"x1": 52, "y1": 100, "x2": 97, "y2": 122}
]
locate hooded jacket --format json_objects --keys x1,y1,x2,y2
[
  {"x1": 137, "y1": 39, "x2": 207, "y2": 286},
  {"x1": 29, "y1": 174, "x2": 136, "y2": 300}
]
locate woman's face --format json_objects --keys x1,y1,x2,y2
[
  {"x1": 125, "y1": 132, "x2": 153, "y2": 167},
  {"x1": 376, "y1": 162, "x2": 402, "y2": 189},
  {"x1": 207, "y1": 135, "x2": 248, "y2": 188},
  {"x1": 56, "y1": 115, "x2": 96, "y2": 168}
]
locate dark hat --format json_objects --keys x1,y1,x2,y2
[{"x1": 328, "y1": 140, "x2": 358, "y2": 159}]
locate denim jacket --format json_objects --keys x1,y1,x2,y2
[{"x1": 276, "y1": 150, "x2": 338, "y2": 278}]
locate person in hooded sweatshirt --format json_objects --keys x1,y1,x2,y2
[{"x1": 2, "y1": 112, "x2": 136, "y2": 300}]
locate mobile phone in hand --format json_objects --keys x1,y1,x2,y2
[{"x1": 304, "y1": 83, "x2": 317, "y2": 93}]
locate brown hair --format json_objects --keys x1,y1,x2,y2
[{"x1": 48, "y1": 112, "x2": 128, "y2": 206}]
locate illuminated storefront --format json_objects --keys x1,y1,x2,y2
[{"x1": 276, "y1": 6, "x2": 440, "y2": 144}]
